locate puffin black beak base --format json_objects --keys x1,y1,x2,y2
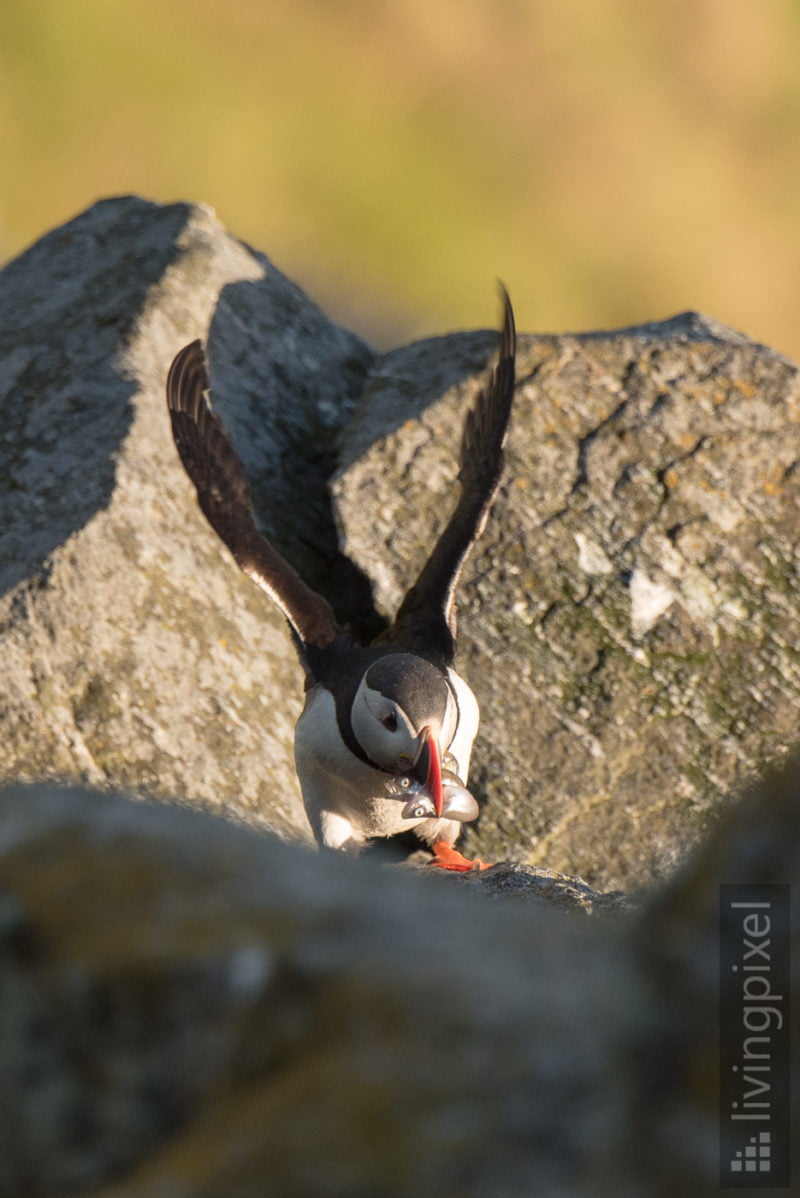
[{"x1": 414, "y1": 726, "x2": 444, "y2": 816}]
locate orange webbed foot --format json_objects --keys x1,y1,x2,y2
[{"x1": 430, "y1": 841, "x2": 493, "y2": 872}]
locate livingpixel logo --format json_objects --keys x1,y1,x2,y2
[
  {"x1": 719, "y1": 885, "x2": 790, "y2": 1188},
  {"x1": 728, "y1": 1130, "x2": 772, "y2": 1176}
]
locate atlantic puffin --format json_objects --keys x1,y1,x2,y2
[{"x1": 166, "y1": 289, "x2": 516, "y2": 871}]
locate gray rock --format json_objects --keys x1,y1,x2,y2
[
  {"x1": 334, "y1": 315, "x2": 800, "y2": 889},
  {"x1": 0, "y1": 196, "x2": 374, "y2": 839},
  {"x1": 438, "y1": 860, "x2": 638, "y2": 913},
  {"x1": 0, "y1": 765, "x2": 795, "y2": 1197}
]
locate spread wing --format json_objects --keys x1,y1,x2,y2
[
  {"x1": 390, "y1": 286, "x2": 516, "y2": 660},
  {"x1": 166, "y1": 340, "x2": 339, "y2": 656}
]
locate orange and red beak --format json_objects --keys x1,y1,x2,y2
[{"x1": 414, "y1": 726, "x2": 443, "y2": 817}]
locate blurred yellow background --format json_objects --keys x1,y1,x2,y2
[{"x1": 3, "y1": 0, "x2": 800, "y2": 354}]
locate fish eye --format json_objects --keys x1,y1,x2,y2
[{"x1": 382, "y1": 713, "x2": 398, "y2": 732}]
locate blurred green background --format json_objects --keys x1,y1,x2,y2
[{"x1": 3, "y1": 0, "x2": 800, "y2": 354}]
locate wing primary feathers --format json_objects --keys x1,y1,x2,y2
[
  {"x1": 166, "y1": 340, "x2": 339, "y2": 656},
  {"x1": 391, "y1": 286, "x2": 517, "y2": 657},
  {"x1": 458, "y1": 285, "x2": 516, "y2": 504},
  {"x1": 167, "y1": 290, "x2": 514, "y2": 666}
]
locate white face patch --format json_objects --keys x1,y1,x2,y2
[
  {"x1": 363, "y1": 683, "x2": 416, "y2": 738},
  {"x1": 350, "y1": 675, "x2": 424, "y2": 770}
]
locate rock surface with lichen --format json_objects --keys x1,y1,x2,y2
[
  {"x1": 335, "y1": 315, "x2": 800, "y2": 888},
  {"x1": 0, "y1": 196, "x2": 374, "y2": 841},
  {"x1": 2, "y1": 197, "x2": 800, "y2": 892}
]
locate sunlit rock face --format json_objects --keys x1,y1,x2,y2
[
  {"x1": 334, "y1": 313, "x2": 800, "y2": 888},
  {"x1": 0, "y1": 196, "x2": 373, "y2": 840}
]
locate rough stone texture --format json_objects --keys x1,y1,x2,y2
[
  {"x1": 435, "y1": 860, "x2": 638, "y2": 913},
  {"x1": 2, "y1": 196, "x2": 800, "y2": 894},
  {"x1": 0, "y1": 196, "x2": 375, "y2": 839},
  {"x1": 0, "y1": 771, "x2": 796, "y2": 1197},
  {"x1": 334, "y1": 315, "x2": 800, "y2": 889}
]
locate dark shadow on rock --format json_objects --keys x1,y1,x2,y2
[
  {"x1": 207, "y1": 275, "x2": 503, "y2": 641},
  {"x1": 0, "y1": 197, "x2": 191, "y2": 596},
  {"x1": 207, "y1": 273, "x2": 384, "y2": 642},
  {"x1": 336, "y1": 327, "x2": 501, "y2": 473}
]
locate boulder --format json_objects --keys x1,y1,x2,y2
[
  {"x1": 0, "y1": 196, "x2": 374, "y2": 840},
  {"x1": 0, "y1": 770, "x2": 795, "y2": 1196},
  {"x1": 2, "y1": 196, "x2": 800, "y2": 890},
  {"x1": 335, "y1": 315, "x2": 800, "y2": 888}
]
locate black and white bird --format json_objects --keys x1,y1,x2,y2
[{"x1": 166, "y1": 290, "x2": 516, "y2": 871}]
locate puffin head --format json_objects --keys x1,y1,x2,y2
[{"x1": 350, "y1": 653, "x2": 457, "y2": 815}]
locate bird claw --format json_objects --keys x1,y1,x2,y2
[{"x1": 429, "y1": 840, "x2": 492, "y2": 872}]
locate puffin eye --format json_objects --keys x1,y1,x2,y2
[{"x1": 382, "y1": 713, "x2": 398, "y2": 732}]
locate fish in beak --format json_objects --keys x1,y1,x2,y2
[{"x1": 384, "y1": 728, "x2": 480, "y2": 824}]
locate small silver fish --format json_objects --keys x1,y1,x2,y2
[
  {"x1": 386, "y1": 769, "x2": 480, "y2": 823},
  {"x1": 400, "y1": 793, "x2": 439, "y2": 820}
]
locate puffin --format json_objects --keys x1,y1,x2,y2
[{"x1": 166, "y1": 289, "x2": 516, "y2": 871}]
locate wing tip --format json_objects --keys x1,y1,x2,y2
[
  {"x1": 495, "y1": 280, "x2": 516, "y2": 359},
  {"x1": 166, "y1": 338, "x2": 209, "y2": 415}
]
